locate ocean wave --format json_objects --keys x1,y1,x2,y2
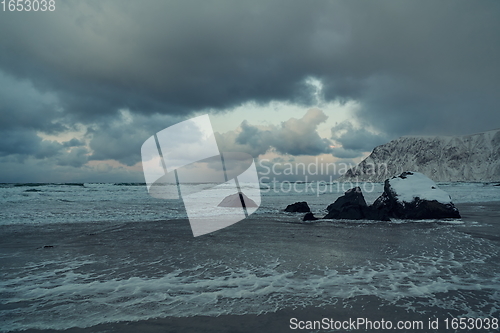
[{"x1": 1, "y1": 252, "x2": 499, "y2": 332}]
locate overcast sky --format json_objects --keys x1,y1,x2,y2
[{"x1": 0, "y1": 0, "x2": 499, "y2": 183}]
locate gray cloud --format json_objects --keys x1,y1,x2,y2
[
  {"x1": 87, "y1": 111, "x2": 181, "y2": 166},
  {"x1": 231, "y1": 108, "x2": 332, "y2": 156},
  {"x1": 88, "y1": 127, "x2": 144, "y2": 167},
  {"x1": 320, "y1": 1, "x2": 500, "y2": 136},
  {"x1": 0, "y1": 129, "x2": 42, "y2": 157},
  {"x1": 331, "y1": 121, "x2": 388, "y2": 154},
  {"x1": 330, "y1": 147, "x2": 363, "y2": 159},
  {"x1": 35, "y1": 140, "x2": 65, "y2": 159},
  {"x1": 0, "y1": 130, "x2": 90, "y2": 168},
  {"x1": 0, "y1": 72, "x2": 65, "y2": 133},
  {"x1": 63, "y1": 138, "x2": 85, "y2": 148},
  {"x1": 215, "y1": 130, "x2": 269, "y2": 158},
  {"x1": 56, "y1": 147, "x2": 89, "y2": 168}
]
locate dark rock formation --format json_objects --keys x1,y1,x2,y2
[
  {"x1": 372, "y1": 171, "x2": 461, "y2": 219},
  {"x1": 218, "y1": 193, "x2": 258, "y2": 208},
  {"x1": 326, "y1": 186, "x2": 367, "y2": 212},
  {"x1": 324, "y1": 187, "x2": 390, "y2": 221},
  {"x1": 285, "y1": 201, "x2": 311, "y2": 213},
  {"x1": 303, "y1": 212, "x2": 318, "y2": 221}
]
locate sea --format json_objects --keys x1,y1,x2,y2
[{"x1": 1, "y1": 182, "x2": 499, "y2": 332}]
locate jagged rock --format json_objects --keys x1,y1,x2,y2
[
  {"x1": 326, "y1": 186, "x2": 367, "y2": 212},
  {"x1": 372, "y1": 171, "x2": 461, "y2": 219},
  {"x1": 324, "y1": 187, "x2": 390, "y2": 221},
  {"x1": 285, "y1": 201, "x2": 311, "y2": 213},
  {"x1": 303, "y1": 212, "x2": 318, "y2": 221},
  {"x1": 218, "y1": 193, "x2": 258, "y2": 207}
]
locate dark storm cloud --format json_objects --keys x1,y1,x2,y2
[
  {"x1": 0, "y1": 128, "x2": 62, "y2": 159},
  {"x1": 319, "y1": 1, "x2": 500, "y2": 136},
  {"x1": 0, "y1": 0, "x2": 331, "y2": 123},
  {"x1": 87, "y1": 112, "x2": 181, "y2": 166},
  {"x1": 0, "y1": 72, "x2": 65, "y2": 133},
  {"x1": 0, "y1": 129, "x2": 89, "y2": 167},
  {"x1": 0, "y1": 0, "x2": 495, "y2": 134},
  {"x1": 0, "y1": 130, "x2": 42, "y2": 157}
]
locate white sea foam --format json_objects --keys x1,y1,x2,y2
[{"x1": 1, "y1": 249, "x2": 500, "y2": 332}]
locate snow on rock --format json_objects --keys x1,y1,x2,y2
[
  {"x1": 388, "y1": 172, "x2": 452, "y2": 204},
  {"x1": 373, "y1": 172, "x2": 461, "y2": 219}
]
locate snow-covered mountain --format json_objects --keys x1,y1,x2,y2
[{"x1": 339, "y1": 129, "x2": 500, "y2": 182}]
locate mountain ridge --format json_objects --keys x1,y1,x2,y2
[{"x1": 338, "y1": 129, "x2": 500, "y2": 182}]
